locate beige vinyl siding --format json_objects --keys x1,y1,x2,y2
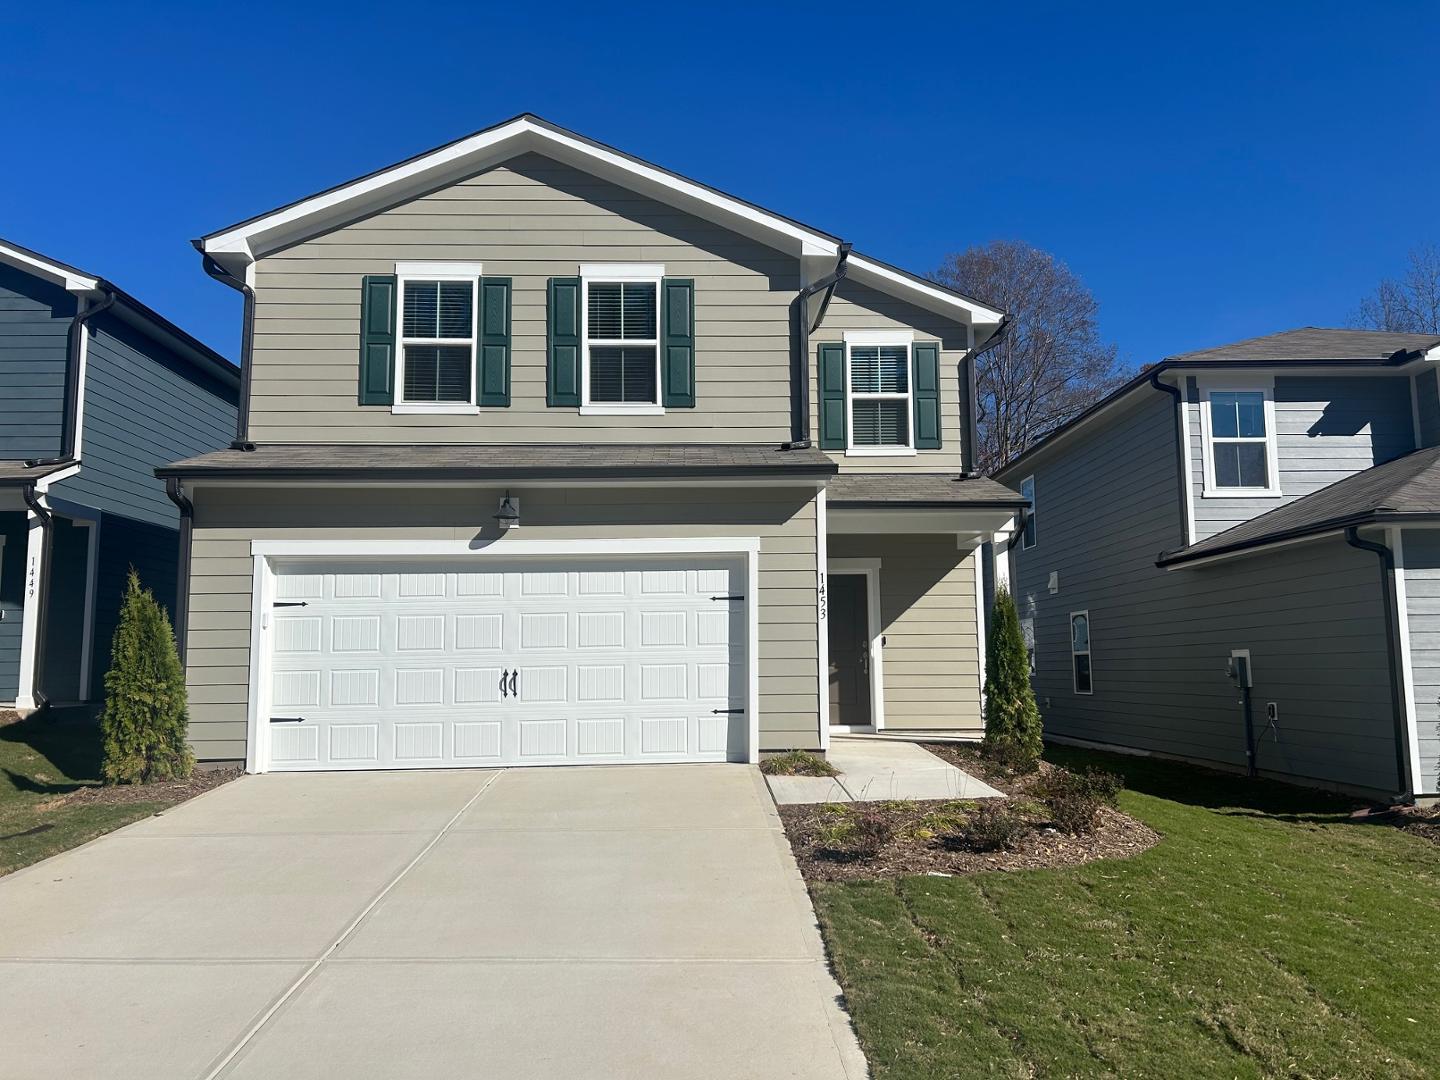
[
  {"x1": 184, "y1": 485, "x2": 821, "y2": 761},
  {"x1": 829, "y1": 534, "x2": 982, "y2": 731},
  {"x1": 249, "y1": 153, "x2": 797, "y2": 444},
  {"x1": 810, "y1": 279, "x2": 972, "y2": 474}
]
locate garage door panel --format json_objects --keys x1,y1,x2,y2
[{"x1": 264, "y1": 557, "x2": 747, "y2": 770}]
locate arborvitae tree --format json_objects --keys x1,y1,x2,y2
[
  {"x1": 982, "y1": 586, "x2": 1043, "y2": 772},
  {"x1": 100, "y1": 569, "x2": 193, "y2": 784}
]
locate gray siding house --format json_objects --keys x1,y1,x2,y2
[
  {"x1": 0, "y1": 239, "x2": 238, "y2": 712},
  {"x1": 995, "y1": 328, "x2": 1440, "y2": 802},
  {"x1": 162, "y1": 113, "x2": 1025, "y2": 773}
]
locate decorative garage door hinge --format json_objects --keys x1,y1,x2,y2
[
  {"x1": 711, "y1": 708, "x2": 745, "y2": 714},
  {"x1": 273, "y1": 601, "x2": 309, "y2": 608},
  {"x1": 709, "y1": 595, "x2": 744, "y2": 601},
  {"x1": 269, "y1": 716, "x2": 306, "y2": 723}
]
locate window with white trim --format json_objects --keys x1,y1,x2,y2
[
  {"x1": 848, "y1": 341, "x2": 912, "y2": 450},
  {"x1": 1070, "y1": 611, "x2": 1092, "y2": 694},
  {"x1": 396, "y1": 265, "x2": 480, "y2": 408},
  {"x1": 582, "y1": 266, "x2": 662, "y2": 409},
  {"x1": 1202, "y1": 387, "x2": 1278, "y2": 494},
  {"x1": 1020, "y1": 475, "x2": 1036, "y2": 549}
]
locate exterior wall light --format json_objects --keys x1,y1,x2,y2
[{"x1": 495, "y1": 493, "x2": 521, "y2": 530}]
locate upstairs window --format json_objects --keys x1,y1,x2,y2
[
  {"x1": 844, "y1": 332, "x2": 916, "y2": 455},
  {"x1": 582, "y1": 265, "x2": 662, "y2": 411},
  {"x1": 1202, "y1": 385, "x2": 1279, "y2": 496},
  {"x1": 1019, "y1": 475, "x2": 1036, "y2": 549},
  {"x1": 395, "y1": 263, "x2": 482, "y2": 411},
  {"x1": 1070, "y1": 611, "x2": 1093, "y2": 694}
]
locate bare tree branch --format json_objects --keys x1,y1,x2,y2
[
  {"x1": 1351, "y1": 244, "x2": 1440, "y2": 334},
  {"x1": 932, "y1": 240, "x2": 1125, "y2": 474}
]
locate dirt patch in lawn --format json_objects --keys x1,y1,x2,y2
[
  {"x1": 778, "y1": 743, "x2": 1159, "y2": 883},
  {"x1": 1389, "y1": 804, "x2": 1440, "y2": 847},
  {"x1": 33, "y1": 767, "x2": 239, "y2": 811}
]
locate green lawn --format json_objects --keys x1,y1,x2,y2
[
  {"x1": 0, "y1": 713, "x2": 171, "y2": 876},
  {"x1": 812, "y1": 747, "x2": 1440, "y2": 1079}
]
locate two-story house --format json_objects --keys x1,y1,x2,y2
[
  {"x1": 995, "y1": 327, "x2": 1440, "y2": 803},
  {"x1": 0, "y1": 238, "x2": 238, "y2": 714},
  {"x1": 160, "y1": 114, "x2": 1025, "y2": 773}
]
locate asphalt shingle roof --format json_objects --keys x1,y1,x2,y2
[
  {"x1": 1171, "y1": 327, "x2": 1440, "y2": 364},
  {"x1": 158, "y1": 443, "x2": 837, "y2": 480},
  {"x1": 0, "y1": 460, "x2": 74, "y2": 484},
  {"x1": 825, "y1": 473, "x2": 1026, "y2": 507},
  {"x1": 1160, "y1": 445, "x2": 1440, "y2": 566}
]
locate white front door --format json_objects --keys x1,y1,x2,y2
[{"x1": 263, "y1": 557, "x2": 746, "y2": 770}]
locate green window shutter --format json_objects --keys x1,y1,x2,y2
[
  {"x1": 547, "y1": 277, "x2": 581, "y2": 407},
  {"x1": 818, "y1": 342, "x2": 847, "y2": 449},
  {"x1": 478, "y1": 277, "x2": 511, "y2": 407},
  {"x1": 358, "y1": 275, "x2": 396, "y2": 405},
  {"x1": 661, "y1": 278, "x2": 695, "y2": 408},
  {"x1": 912, "y1": 341, "x2": 942, "y2": 449}
]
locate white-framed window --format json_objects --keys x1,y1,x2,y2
[
  {"x1": 393, "y1": 261, "x2": 483, "y2": 414},
  {"x1": 1199, "y1": 382, "x2": 1280, "y2": 496},
  {"x1": 1019, "y1": 475, "x2": 1036, "y2": 549},
  {"x1": 1070, "y1": 610, "x2": 1092, "y2": 694},
  {"x1": 844, "y1": 330, "x2": 915, "y2": 456},
  {"x1": 1020, "y1": 616, "x2": 1036, "y2": 675},
  {"x1": 580, "y1": 263, "x2": 663, "y2": 414}
]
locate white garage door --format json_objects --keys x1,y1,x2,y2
[{"x1": 262, "y1": 557, "x2": 747, "y2": 770}]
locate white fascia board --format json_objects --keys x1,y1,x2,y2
[
  {"x1": 827, "y1": 507, "x2": 1017, "y2": 535},
  {"x1": 845, "y1": 254, "x2": 1005, "y2": 324},
  {"x1": 249, "y1": 537, "x2": 762, "y2": 558},
  {"x1": 0, "y1": 241, "x2": 99, "y2": 294},
  {"x1": 201, "y1": 117, "x2": 840, "y2": 262}
]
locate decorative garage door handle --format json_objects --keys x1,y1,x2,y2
[
  {"x1": 499, "y1": 669, "x2": 509, "y2": 699},
  {"x1": 510, "y1": 670, "x2": 519, "y2": 698}
]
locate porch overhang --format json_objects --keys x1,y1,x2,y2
[
  {"x1": 824, "y1": 473, "x2": 1024, "y2": 538},
  {"x1": 826, "y1": 505, "x2": 1018, "y2": 537}
]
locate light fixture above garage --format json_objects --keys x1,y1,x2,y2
[{"x1": 495, "y1": 492, "x2": 521, "y2": 530}]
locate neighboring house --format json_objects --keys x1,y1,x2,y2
[
  {"x1": 161, "y1": 113, "x2": 1025, "y2": 773},
  {"x1": 0, "y1": 239, "x2": 238, "y2": 713},
  {"x1": 995, "y1": 328, "x2": 1440, "y2": 803}
]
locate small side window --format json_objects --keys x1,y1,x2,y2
[
  {"x1": 1070, "y1": 611, "x2": 1092, "y2": 694},
  {"x1": 1020, "y1": 616, "x2": 1036, "y2": 675},
  {"x1": 1020, "y1": 476, "x2": 1036, "y2": 549}
]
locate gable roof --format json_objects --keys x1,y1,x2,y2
[
  {"x1": 996, "y1": 326, "x2": 1440, "y2": 481},
  {"x1": 0, "y1": 235, "x2": 239, "y2": 391},
  {"x1": 1171, "y1": 327, "x2": 1440, "y2": 364},
  {"x1": 195, "y1": 113, "x2": 1004, "y2": 326},
  {"x1": 1158, "y1": 445, "x2": 1440, "y2": 567}
]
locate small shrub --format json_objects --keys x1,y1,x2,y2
[
  {"x1": 982, "y1": 588, "x2": 1043, "y2": 774},
  {"x1": 760, "y1": 750, "x2": 838, "y2": 777},
  {"x1": 100, "y1": 570, "x2": 193, "y2": 785},
  {"x1": 1039, "y1": 767, "x2": 1123, "y2": 835},
  {"x1": 960, "y1": 802, "x2": 1027, "y2": 851},
  {"x1": 983, "y1": 737, "x2": 1041, "y2": 777},
  {"x1": 815, "y1": 804, "x2": 894, "y2": 859}
]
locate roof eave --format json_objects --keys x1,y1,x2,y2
[{"x1": 1156, "y1": 509, "x2": 1440, "y2": 569}]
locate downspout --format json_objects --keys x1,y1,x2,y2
[
  {"x1": 164, "y1": 478, "x2": 195, "y2": 666},
  {"x1": 1148, "y1": 367, "x2": 1189, "y2": 548},
  {"x1": 1344, "y1": 526, "x2": 1413, "y2": 801},
  {"x1": 965, "y1": 315, "x2": 1011, "y2": 477},
  {"x1": 27, "y1": 292, "x2": 117, "y2": 468},
  {"x1": 202, "y1": 254, "x2": 256, "y2": 451},
  {"x1": 784, "y1": 243, "x2": 852, "y2": 450},
  {"x1": 20, "y1": 482, "x2": 54, "y2": 710}
]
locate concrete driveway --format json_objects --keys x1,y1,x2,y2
[{"x1": 0, "y1": 766, "x2": 866, "y2": 1079}]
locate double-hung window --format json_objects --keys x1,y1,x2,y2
[
  {"x1": 581, "y1": 264, "x2": 662, "y2": 413},
  {"x1": 1070, "y1": 611, "x2": 1092, "y2": 694},
  {"x1": 1019, "y1": 475, "x2": 1036, "y2": 549},
  {"x1": 395, "y1": 263, "x2": 482, "y2": 412},
  {"x1": 845, "y1": 331, "x2": 914, "y2": 455},
  {"x1": 1201, "y1": 385, "x2": 1279, "y2": 495}
]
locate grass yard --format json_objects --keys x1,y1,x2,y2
[
  {"x1": 0, "y1": 712, "x2": 227, "y2": 876},
  {"x1": 812, "y1": 747, "x2": 1440, "y2": 1079}
]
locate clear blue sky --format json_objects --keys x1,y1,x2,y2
[{"x1": 2, "y1": 1, "x2": 1435, "y2": 370}]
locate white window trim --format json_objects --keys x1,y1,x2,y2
[
  {"x1": 1198, "y1": 380, "x2": 1281, "y2": 498},
  {"x1": 843, "y1": 333, "x2": 916, "y2": 457},
  {"x1": 580, "y1": 263, "x2": 665, "y2": 414},
  {"x1": 827, "y1": 558, "x2": 886, "y2": 732},
  {"x1": 1070, "y1": 609, "x2": 1093, "y2": 695},
  {"x1": 392, "y1": 263, "x2": 483, "y2": 413},
  {"x1": 1020, "y1": 475, "x2": 1036, "y2": 550}
]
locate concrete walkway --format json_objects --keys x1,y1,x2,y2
[
  {"x1": 0, "y1": 767, "x2": 867, "y2": 1080},
  {"x1": 767, "y1": 736, "x2": 1005, "y2": 805}
]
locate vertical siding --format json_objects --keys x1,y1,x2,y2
[
  {"x1": 0, "y1": 512, "x2": 27, "y2": 702},
  {"x1": 809, "y1": 279, "x2": 972, "y2": 474},
  {"x1": 1006, "y1": 389, "x2": 1402, "y2": 798},
  {"x1": 39, "y1": 517, "x2": 89, "y2": 701},
  {"x1": 249, "y1": 154, "x2": 798, "y2": 445},
  {"x1": 828, "y1": 534, "x2": 981, "y2": 730},
  {"x1": 1188, "y1": 374, "x2": 1416, "y2": 541},
  {"x1": 0, "y1": 263, "x2": 71, "y2": 460},
  {"x1": 87, "y1": 515, "x2": 183, "y2": 701},
  {"x1": 1401, "y1": 528, "x2": 1440, "y2": 795},
  {"x1": 1416, "y1": 369, "x2": 1440, "y2": 448},
  {"x1": 184, "y1": 486, "x2": 821, "y2": 762}
]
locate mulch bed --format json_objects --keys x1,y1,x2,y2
[
  {"x1": 778, "y1": 742, "x2": 1160, "y2": 883},
  {"x1": 36, "y1": 767, "x2": 240, "y2": 810},
  {"x1": 1389, "y1": 804, "x2": 1440, "y2": 847}
]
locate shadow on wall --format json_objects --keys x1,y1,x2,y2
[{"x1": 1306, "y1": 394, "x2": 1411, "y2": 466}]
